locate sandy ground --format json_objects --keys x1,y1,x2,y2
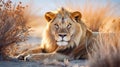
[{"x1": 0, "y1": 60, "x2": 87, "y2": 67}]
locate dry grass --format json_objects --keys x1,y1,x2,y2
[
  {"x1": 0, "y1": 0, "x2": 30, "y2": 60},
  {"x1": 55, "y1": 0, "x2": 120, "y2": 31},
  {"x1": 99, "y1": 17, "x2": 120, "y2": 33},
  {"x1": 88, "y1": 33, "x2": 120, "y2": 67}
]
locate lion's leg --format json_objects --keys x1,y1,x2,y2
[
  {"x1": 17, "y1": 47, "x2": 43, "y2": 60},
  {"x1": 25, "y1": 52, "x2": 72, "y2": 61}
]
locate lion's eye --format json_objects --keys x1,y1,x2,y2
[
  {"x1": 54, "y1": 24, "x2": 59, "y2": 29},
  {"x1": 67, "y1": 23, "x2": 72, "y2": 29}
]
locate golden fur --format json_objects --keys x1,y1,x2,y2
[{"x1": 18, "y1": 8, "x2": 93, "y2": 61}]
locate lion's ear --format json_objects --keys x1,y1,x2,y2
[
  {"x1": 71, "y1": 11, "x2": 82, "y2": 22},
  {"x1": 45, "y1": 12, "x2": 56, "y2": 22}
]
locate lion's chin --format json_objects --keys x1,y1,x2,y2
[{"x1": 57, "y1": 41, "x2": 68, "y2": 46}]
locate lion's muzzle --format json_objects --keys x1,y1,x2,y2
[{"x1": 56, "y1": 33, "x2": 70, "y2": 46}]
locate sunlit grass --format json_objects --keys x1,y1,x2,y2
[
  {"x1": 88, "y1": 33, "x2": 120, "y2": 67},
  {"x1": 99, "y1": 17, "x2": 120, "y2": 33},
  {"x1": 54, "y1": 0, "x2": 120, "y2": 31}
]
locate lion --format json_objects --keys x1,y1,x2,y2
[{"x1": 17, "y1": 8, "x2": 94, "y2": 61}]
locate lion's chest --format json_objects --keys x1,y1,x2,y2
[{"x1": 56, "y1": 46, "x2": 76, "y2": 55}]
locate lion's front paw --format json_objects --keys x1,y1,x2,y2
[
  {"x1": 17, "y1": 54, "x2": 29, "y2": 61},
  {"x1": 17, "y1": 54, "x2": 31, "y2": 61},
  {"x1": 17, "y1": 55, "x2": 24, "y2": 60},
  {"x1": 24, "y1": 55, "x2": 32, "y2": 61},
  {"x1": 17, "y1": 55, "x2": 25, "y2": 60}
]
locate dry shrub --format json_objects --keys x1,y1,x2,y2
[
  {"x1": 0, "y1": 0, "x2": 30, "y2": 60},
  {"x1": 88, "y1": 33, "x2": 120, "y2": 67}
]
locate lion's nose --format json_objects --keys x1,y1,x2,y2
[{"x1": 59, "y1": 34, "x2": 67, "y2": 38}]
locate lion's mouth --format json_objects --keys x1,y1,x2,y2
[
  {"x1": 56, "y1": 41, "x2": 68, "y2": 46},
  {"x1": 56, "y1": 36, "x2": 71, "y2": 46}
]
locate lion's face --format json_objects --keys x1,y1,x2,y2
[
  {"x1": 50, "y1": 17, "x2": 77, "y2": 46},
  {"x1": 45, "y1": 8, "x2": 82, "y2": 46}
]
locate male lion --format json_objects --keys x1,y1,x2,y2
[{"x1": 18, "y1": 8, "x2": 94, "y2": 61}]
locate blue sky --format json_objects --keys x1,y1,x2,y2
[{"x1": 11, "y1": 0, "x2": 120, "y2": 15}]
